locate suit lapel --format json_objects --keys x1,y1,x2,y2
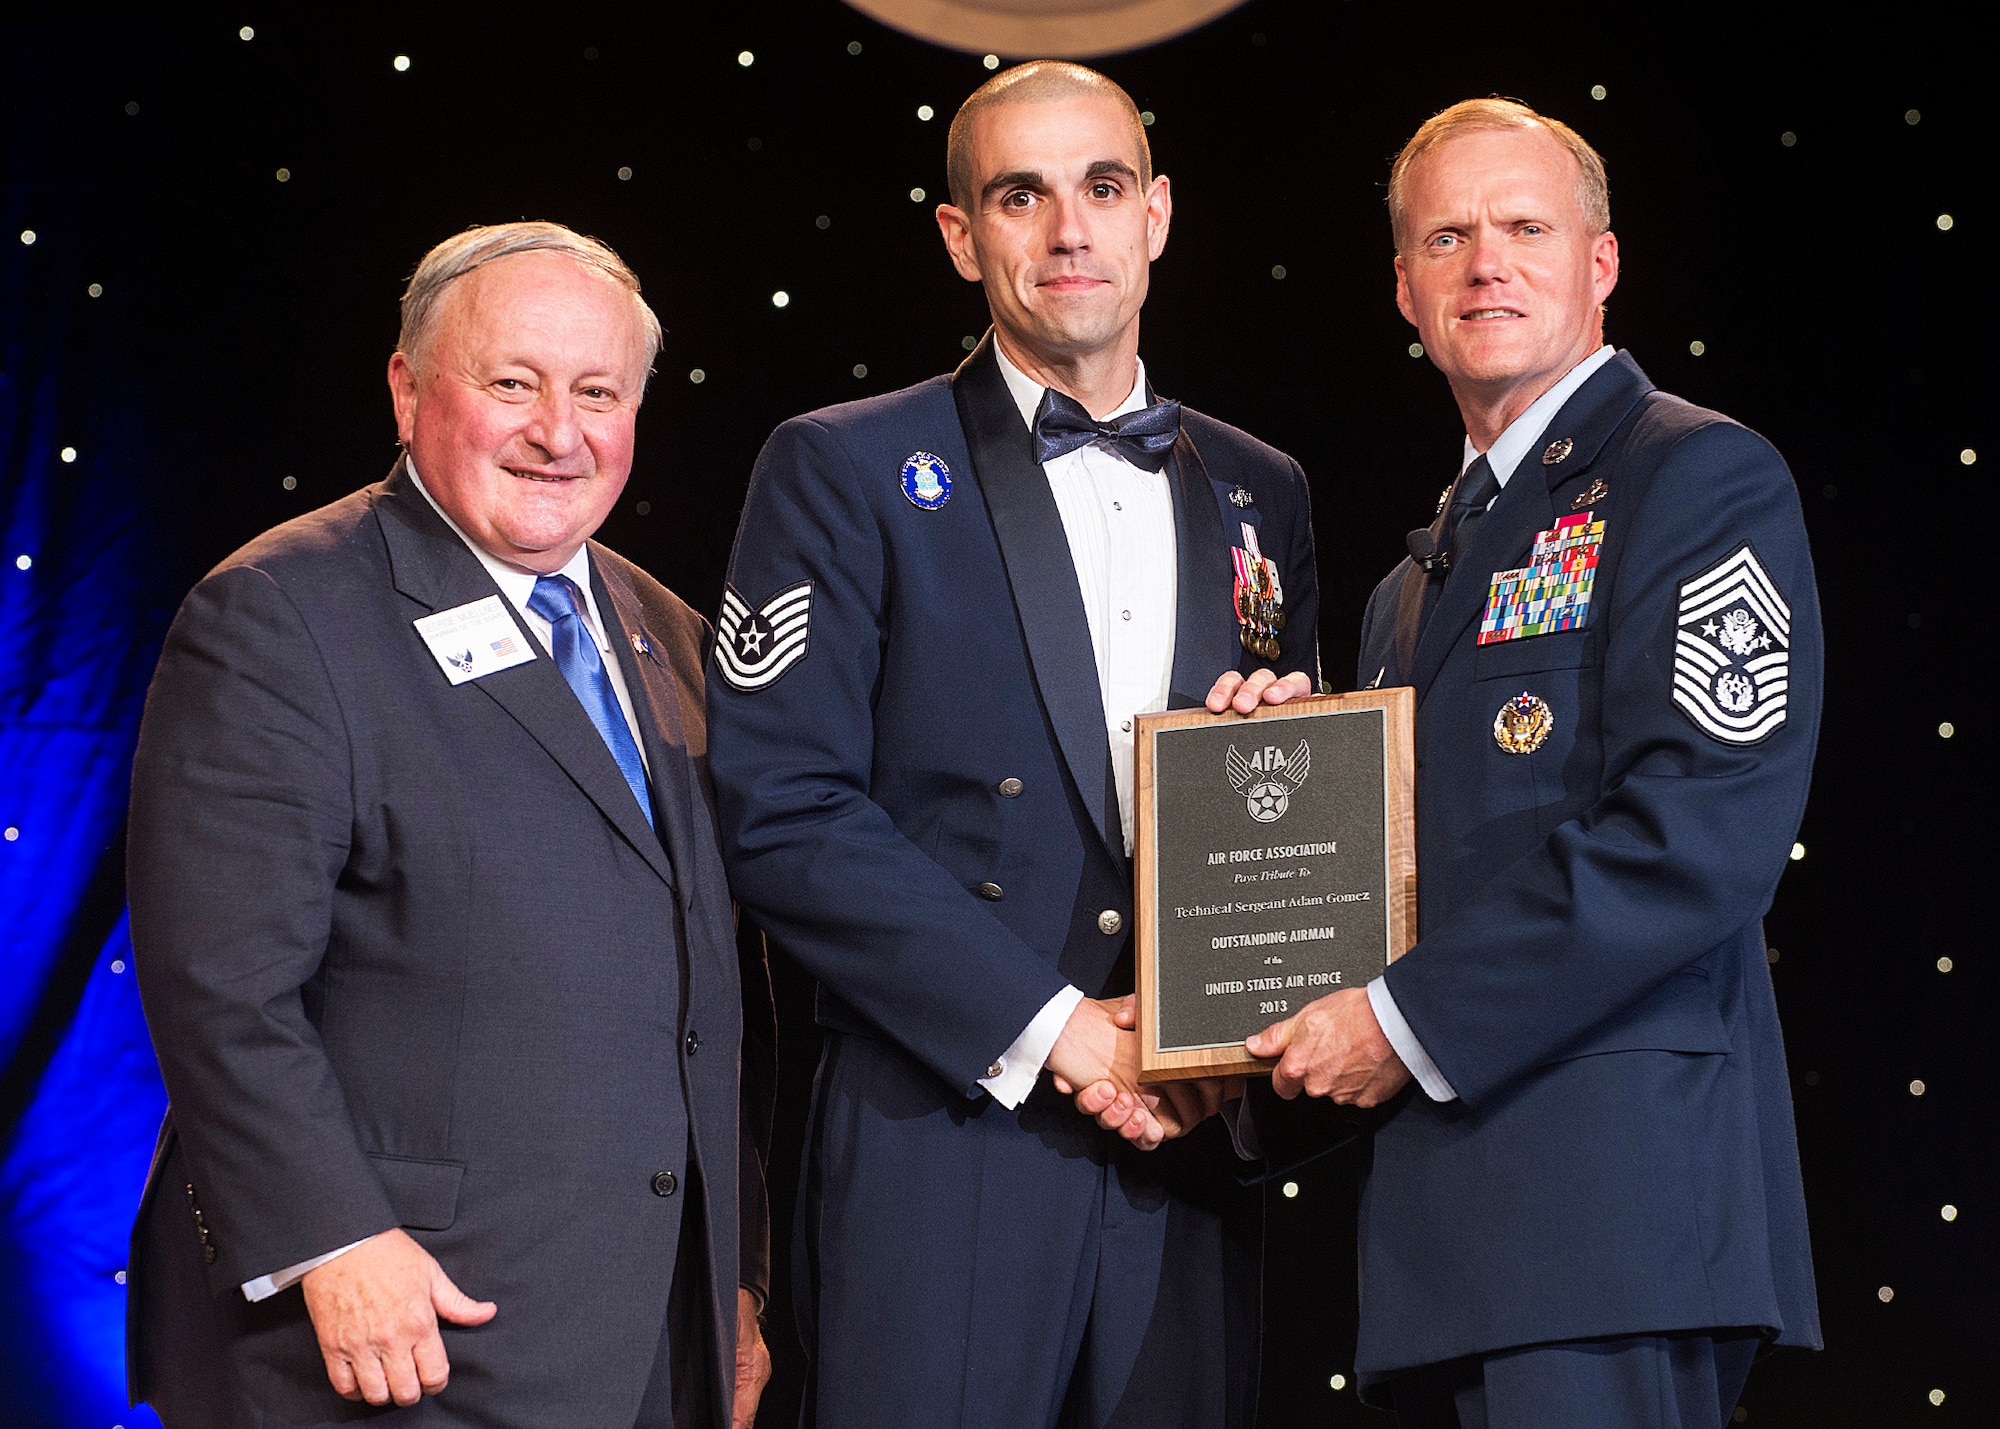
[
  {"x1": 1407, "y1": 353, "x2": 1655, "y2": 697},
  {"x1": 951, "y1": 336, "x2": 1124, "y2": 867},
  {"x1": 1166, "y1": 429, "x2": 1243, "y2": 706},
  {"x1": 374, "y1": 464, "x2": 676, "y2": 889},
  {"x1": 591, "y1": 556, "x2": 700, "y2": 900}
]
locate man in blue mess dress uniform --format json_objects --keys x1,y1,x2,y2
[
  {"x1": 1243, "y1": 100, "x2": 1823, "y2": 1428},
  {"x1": 705, "y1": 63, "x2": 1324, "y2": 1428}
]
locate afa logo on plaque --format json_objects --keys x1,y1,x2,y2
[{"x1": 1225, "y1": 740, "x2": 1311, "y2": 823}]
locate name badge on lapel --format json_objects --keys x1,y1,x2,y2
[
  {"x1": 1478, "y1": 511, "x2": 1605, "y2": 646},
  {"x1": 413, "y1": 595, "x2": 539, "y2": 685}
]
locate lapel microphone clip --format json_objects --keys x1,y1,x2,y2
[{"x1": 1406, "y1": 529, "x2": 1448, "y2": 574}]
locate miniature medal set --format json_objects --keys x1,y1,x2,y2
[{"x1": 1232, "y1": 522, "x2": 1285, "y2": 660}]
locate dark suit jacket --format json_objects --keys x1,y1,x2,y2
[
  {"x1": 125, "y1": 463, "x2": 772, "y2": 1428},
  {"x1": 706, "y1": 335, "x2": 1321, "y2": 1424},
  {"x1": 1352, "y1": 352, "x2": 1822, "y2": 1384}
]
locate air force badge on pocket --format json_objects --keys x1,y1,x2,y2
[
  {"x1": 716, "y1": 580, "x2": 813, "y2": 692},
  {"x1": 1672, "y1": 544, "x2": 1790, "y2": 745}
]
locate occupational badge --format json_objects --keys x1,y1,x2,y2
[
  {"x1": 1479, "y1": 511, "x2": 1605, "y2": 645},
  {"x1": 1493, "y1": 691, "x2": 1554, "y2": 754},
  {"x1": 715, "y1": 579, "x2": 813, "y2": 692},
  {"x1": 1228, "y1": 485, "x2": 1255, "y2": 508},
  {"x1": 1571, "y1": 477, "x2": 1609, "y2": 510},
  {"x1": 900, "y1": 450, "x2": 952, "y2": 510},
  {"x1": 1541, "y1": 436, "x2": 1574, "y2": 465},
  {"x1": 1231, "y1": 522, "x2": 1285, "y2": 660},
  {"x1": 1671, "y1": 543, "x2": 1790, "y2": 745},
  {"x1": 1225, "y1": 739, "x2": 1310, "y2": 823}
]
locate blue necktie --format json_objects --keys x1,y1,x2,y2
[
  {"x1": 1031, "y1": 388, "x2": 1183, "y2": 471},
  {"x1": 527, "y1": 574, "x2": 654, "y2": 830}
]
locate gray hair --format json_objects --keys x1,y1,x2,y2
[{"x1": 396, "y1": 221, "x2": 663, "y2": 381}]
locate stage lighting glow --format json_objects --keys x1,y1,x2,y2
[
  {"x1": 1940, "y1": 1204, "x2": 1957, "y2": 1222},
  {"x1": 1960, "y1": 448, "x2": 1976, "y2": 465},
  {"x1": 1689, "y1": 340, "x2": 1706, "y2": 356},
  {"x1": 689, "y1": 369, "x2": 706, "y2": 383},
  {"x1": 1591, "y1": 84, "x2": 1607, "y2": 100},
  {"x1": 14, "y1": 555, "x2": 30, "y2": 570},
  {"x1": 393, "y1": 55, "x2": 411, "y2": 72},
  {"x1": 1937, "y1": 956, "x2": 1953, "y2": 973},
  {"x1": 984, "y1": 54, "x2": 1000, "y2": 70},
  {"x1": 636, "y1": 500, "x2": 651, "y2": 516},
  {"x1": 816, "y1": 215, "x2": 830, "y2": 229},
  {"x1": 909, "y1": 188, "x2": 926, "y2": 202},
  {"x1": 110, "y1": 959, "x2": 125, "y2": 974},
  {"x1": 60, "y1": 447, "x2": 77, "y2": 463},
  {"x1": 239, "y1": 26, "x2": 254, "y2": 41},
  {"x1": 617, "y1": 166, "x2": 633, "y2": 181},
  {"x1": 849, "y1": 41, "x2": 863, "y2": 55},
  {"x1": 276, "y1": 167, "x2": 291, "y2": 182},
  {"x1": 1781, "y1": 131, "x2": 1797, "y2": 147},
  {"x1": 1905, "y1": 108, "x2": 1922, "y2": 125},
  {"x1": 1910, "y1": 1080, "x2": 1926, "y2": 1096},
  {"x1": 917, "y1": 105, "x2": 934, "y2": 121},
  {"x1": 961, "y1": 336, "x2": 977, "y2": 351},
  {"x1": 1282, "y1": 1181, "x2": 1298, "y2": 1198},
  {"x1": 1330, "y1": 1374, "x2": 1347, "y2": 1390},
  {"x1": 771, "y1": 291, "x2": 790, "y2": 308},
  {"x1": 1766, "y1": 947, "x2": 1779, "y2": 963},
  {"x1": 1141, "y1": 111, "x2": 1155, "y2": 126},
  {"x1": 852, "y1": 364, "x2": 868, "y2": 378},
  {"x1": 3, "y1": 827, "x2": 17, "y2": 842},
  {"x1": 1271, "y1": 265, "x2": 1287, "y2": 279},
  {"x1": 125, "y1": 101, "x2": 139, "y2": 115},
  {"x1": 19, "y1": 230, "x2": 34, "y2": 245},
  {"x1": 1789, "y1": 842, "x2": 1805, "y2": 861},
  {"x1": 87, "y1": 283, "x2": 102, "y2": 297},
  {"x1": 1936, "y1": 214, "x2": 1953, "y2": 230},
  {"x1": 281, "y1": 476, "x2": 296, "y2": 491},
  {"x1": 1409, "y1": 343, "x2": 1424, "y2": 358},
  {"x1": 1938, "y1": 722, "x2": 1954, "y2": 738},
  {"x1": 1879, "y1": 1286, "x2": 1895, "y2": 1302},
  {"x1": 738, "y1": 50, "x2": 755, "y2": 67},
  {"x1": 1930, "y1": 1389, "x2": 1946, "y2": 1405}
]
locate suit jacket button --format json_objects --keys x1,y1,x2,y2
[
  {"x1": 976, "y1": 881, "x2": 1004, "y2": 900},
  {"x1": 997, "y1": 777, "x2": 1024, "y2": 798},
  {"x1": 685, "y1": 1030, "x2": 700, "y2": 1055},
  {"x1": 651, "y1": 1170, "x2": 679, "y2": 1197},
  {"x1": 1098, "y1": 909, "x2": 1124, "y2": 936}
]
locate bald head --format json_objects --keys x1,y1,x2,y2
[{"x1": 946, "y1": 61, "x2": 1152, "y2": 212}]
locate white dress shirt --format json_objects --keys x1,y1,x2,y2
[
  {"x1": 242, "y1": 459, "x2": 651, "y2": 1302},
  {"x1": 1367, "y1": 345, "x2": 1616, "y2": 1104},
  {"x1": 975, "y1": 346, "x2": 1178, "y2": 1108}
]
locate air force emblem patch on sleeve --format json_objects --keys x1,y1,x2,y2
[
  {"x1": 716, "y1": 580, "x2": 813, "y2": 692},
  {"x1": 1672, "y1": 544, "x2": 1790, "y2": 745}
]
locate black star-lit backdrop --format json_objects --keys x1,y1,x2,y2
[{"x1": 0, "y1": 3, "x2": 1985, "y2": 1424}]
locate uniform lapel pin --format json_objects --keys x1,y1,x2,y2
[
  {"x1": 1542, "y1": 437, "x2": 1575, "y2": 465},
  {"x1": 1572, "y1": 477, "x2": 1609, "y2": 509}
]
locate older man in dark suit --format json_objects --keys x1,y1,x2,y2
[
  {"x1": 1247, "y1": 100, "x2": 1821, "y2": 1427},
  {"x1": 126, "y1": 222, "x2": 772, "y2": 1428}
]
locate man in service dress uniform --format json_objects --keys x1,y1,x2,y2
[
  {"x1": 1244, "y1": 101, "x2": 1823, "y2": 1427},
  {"x1": 705, "y1": 63, "x2": 1322, "y2": 1428}
]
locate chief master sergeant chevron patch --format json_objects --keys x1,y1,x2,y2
[{"x1": 1671, "y1": 544, "x2": 1790, "y2": 745}]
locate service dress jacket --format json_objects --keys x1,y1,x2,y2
[{"x1": 1353, "y1": 352, "x2": 1823, "y2": 1385}]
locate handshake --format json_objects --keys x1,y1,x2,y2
[{"x1": 1047, "y1": 985, "x2": 1415, "y2": 1149}]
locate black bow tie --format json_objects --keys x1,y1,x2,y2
[{"x1": 1031, "y1": 388, "x2": 1183, "y2": 472}]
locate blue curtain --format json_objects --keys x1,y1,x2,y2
[{"x1": 1, "y1": 51, "x2": 169, "y2": 1424}]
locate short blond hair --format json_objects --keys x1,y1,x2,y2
[
  {"x1": 946, "y1": 61, "x2": 1152, "y2": 212},
  {"x1": 1387, "y1": 98, "x2": 1609, "y2": 253},
  {"x1": 397, "y1": 221, "x2": 663, "y2": 379}
]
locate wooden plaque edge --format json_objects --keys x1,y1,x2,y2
[{"x1": 1135, "y1": 688, "x2": 1418, "y2": 1081}]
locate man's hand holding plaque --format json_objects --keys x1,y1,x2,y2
[
  {"x1": 1245, "y1": 986, "x2": 1413, "y2": 1107},
  {"x1": 1058, "y1": 666, "x2": 1317, "y2": 1147}
]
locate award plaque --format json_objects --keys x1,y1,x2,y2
[{"x1": 1135, "y1": 689, "x2": 1417, "y2": 1080}]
